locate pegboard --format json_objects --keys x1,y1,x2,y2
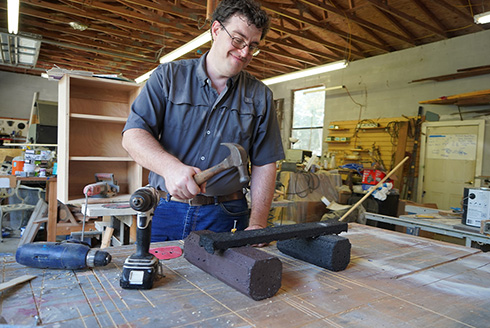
[
  {"x1": 325, "y1": 116, "x2": 421, "y2": 192},
  {"x1": 0, "y1": 117, "x2": 29, "y2": 138}
]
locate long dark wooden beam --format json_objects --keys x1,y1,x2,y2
[{"x1": 199, "y1": 221, "x2": 348, "y2": 254}]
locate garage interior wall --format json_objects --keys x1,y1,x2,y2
[
  {"x1": 0, "y1": 72, "x2": 58, "y2": 118},
  {"x1": 1, "y1": 29, "x2": 489, "y2": 178},
  {"x1": 269, "y1": 29, "x2": 490, "y2": 178}
]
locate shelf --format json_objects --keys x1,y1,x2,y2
[
  {"x1": 2, "y1": 143, "x2": 57, "y2": 147},
  {"x1": 69, "y1": 156, "x2": 134, "y2": 161},
  {"x1": 70, "y1": 113, "x2": 128, "y2": 123},
  {"x1": 419, "y1": 89, "x2": 490, "y2": 106},
  {"x1": 359, "y1": 127, "x2": 387, "y2": 132},
  {"x1": 326, "y1": 141, "x2": 350, "y2": 143},
  {"x1": 328, "y1": 128, "x2": 350, "y2": 131}
]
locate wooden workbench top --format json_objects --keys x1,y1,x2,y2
[{"x1": 1, "y1": 223, "x2": 490, "y2": 327}]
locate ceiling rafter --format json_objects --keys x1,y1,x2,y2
[
  {"x1": 364, "y1": 0, "x2": 448, "y2": 38},
  {"x1": 0, "y1": 0, "x2": 487, "y2": 81},
  {"x1": 410, "y1": 0, "x2": 447, "y2": 33},
  {"x1": 300, "y1": 0, "x2": 416, "y2": 45},
  {"x1": 373, "y1": 7, "x2": 418, "y2": 43},
  {"x1": 262, "y1": 1, "x2": 390, "y2": 53}
]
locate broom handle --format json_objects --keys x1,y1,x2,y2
[{"x1": 339, "y1": 156, "x2": 409, "y2": 222}]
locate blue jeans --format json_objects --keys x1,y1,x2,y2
[{"x1": 151, "y1": 197, "x2": 250, "y2": 242}]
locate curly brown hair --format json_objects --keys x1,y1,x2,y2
[{"x1": 212, "y1": 0, "x2": 270, "y2": 40}]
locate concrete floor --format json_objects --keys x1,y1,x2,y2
[{"x1": 0, "y1": 229, "x2": 21, "y2": 256}]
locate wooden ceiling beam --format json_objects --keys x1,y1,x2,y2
[
  {"x1": 437, "y1": 0, "x2": 480, "y2": 23},
  {"x1": 264, "y1": 37, "x2": 340, "y2": 61},
  {"x1": 270, "y1": 23, "x2": 365, "y2": 58},
  {"x1": 21, "y1": 0, "x2": 184, "y2": 41},
  {"x1": 9, "y1": 4, "x2": 177, "y2": 46},
  {"x1": 299, "y1": 0, "x2": 415, "y2": 45},
  {"x1": 374, "y1": 8, "x2": 418, "y2": 43},
  {"x1": 26, "y1": 20, "x2": 158, "y2": 56},
  {"x1": 67, "y1": 0, "x2": 198, "y2": 31},
  {"x1": 111, "y1": 0, "x2": 204, "y2": 22},
  {"x1": 261, "y1": 47, "x2": 320, "y2": 67},
  {"x1": 410, "y1": 0, "x2": 447, "y2": 33},
  {"x1": 262, "y1": 1, "x2": 390, "y2": 53},
  {"x1": 364, "y1": 0, "x2": 448, "y2": 38}
]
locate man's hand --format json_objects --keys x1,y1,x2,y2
[
  {"x1": 245, "y1": 224, "x2": 268, "y2": 247},
  {"x1": 164, "y1": 162, "x2": 205, "y2": 200}
]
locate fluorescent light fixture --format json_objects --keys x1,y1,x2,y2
[
  {"x1": 262, "y1": 60, "x2": 348, "y2": 86},
  {"x1": 303, "y1": 85, "x2": 345, "y2": 94},
  {"x1": 0, "y1": 33, "x2": 41, "y2": 67},
  {"x1": 8, "y1": 0, "x2": 20, "y2": 34},
  {"x1": 474, "y1": 11, "x2": 490, "y2": 24},
  {"x1": 135, "y1": 30, "x2": 211, "y2": 84},
  {"x1": 135, "y1": 67, "x2": 156, "y2": 84},
  {"x1": 159, "y1": 31, "x2": 211, "y2": 64}
]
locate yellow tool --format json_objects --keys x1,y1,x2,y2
[
  {"x1": 231, "y1": 220, "x2": 237, "y2": 234},
  {"x1": 415, "y1": 214, "x2": 435, "y2": 219}
]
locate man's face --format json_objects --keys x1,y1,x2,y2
[{"x1": 210, "y1": 15, "x2": 262, "y2": 78}]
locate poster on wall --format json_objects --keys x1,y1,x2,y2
[{"x1": 426, "y1": 134, "x2": 477, "y2": 160}]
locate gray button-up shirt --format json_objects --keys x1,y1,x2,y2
[{"x1": 123, "y1": 53, "x2": 284, "y2": 196}]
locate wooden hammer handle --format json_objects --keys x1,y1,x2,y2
[
  {"x1": 339, "y1": 156, "x2": 409, "y2": 222},
  {"x1": 194, "y1": 161, "x2": 228, "y2": 186}
]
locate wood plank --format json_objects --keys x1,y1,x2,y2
[
  {"x1": 419, "y1": 89, "x2": 490, "y2": 105},
  {"x1": 0, "y1": 275, "x2": 36, "y2": 292},
  {"x1": 47, "y1": 179, "x2": 58, "y2": 242},
  {"x1": 18, "y1": 198, "x2": 48, "y2": 246}
]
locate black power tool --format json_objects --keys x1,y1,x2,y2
[{"x1": 120, "y1": 186, "x2": 161, "y2": 289}]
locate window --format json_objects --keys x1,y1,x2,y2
[{"x1": 291, "y1": 86, "x2": 325, "y2": 156}]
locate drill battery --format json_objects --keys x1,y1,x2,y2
[{"x1": 120, "y1": 255, "x2": 160, "y2": 289}]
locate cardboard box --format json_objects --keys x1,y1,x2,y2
[{"x1": 0, "y1": 175, "x2": 16, "y2": 188}]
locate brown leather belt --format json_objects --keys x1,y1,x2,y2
[{"x1": 158, "y1": 190, "x2": 244, "y2": 206}]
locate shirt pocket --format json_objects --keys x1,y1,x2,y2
[
  {"x1": 165, "y1": 92, "x2": 209, "y2": 133},
  {"x1": 224, "y1": 98, "x2": 257, "y2": 143}
]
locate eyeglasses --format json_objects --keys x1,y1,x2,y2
[{"x1": 218, "y1": 21, "x2": 260, "y2": 57}]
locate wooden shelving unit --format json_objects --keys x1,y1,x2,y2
[{"x1": 58, "y1": 75, "x2": 144, "y2": 203}]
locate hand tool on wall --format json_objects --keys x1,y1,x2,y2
[
  {"x1": 82, "y1": 173, "x2": 120, "y2": 198},
  {"x1": 16, "y1": 240, "x2": 111, "y2": 270},
  {"x1": 193, "y1": 143, "x2": 249, "y2": 185},
  {"x1": 120, "y1": 185, "x2": 161, "y2": 289}
]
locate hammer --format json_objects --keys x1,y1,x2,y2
[{"x1": 194, "y1": 143, "x2": 249, "y2": 185}]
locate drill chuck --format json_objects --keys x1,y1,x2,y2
[{"x1": 129, "y1": 186, "x2": 159, "y2": 212}]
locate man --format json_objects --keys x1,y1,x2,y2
[{"x1": 122, "y1": 0, "x2": 284, "y2": 242}]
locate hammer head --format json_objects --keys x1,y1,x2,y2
[{"x1": 221, "y1": 143, "x2": 250, "y2": 184}]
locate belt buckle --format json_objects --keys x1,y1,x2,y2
[{"x1": 188, "y1": 198, "x2": 196, "y2": 206}]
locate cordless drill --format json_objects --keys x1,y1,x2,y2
[{"x1": 120, "y1": 186, "x2": 160, "y2": 289}]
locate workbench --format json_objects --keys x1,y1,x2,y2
[
  {"x1": 365, "y1": 212, "x2": 490, "y2": 248},
  {"x1": 1, "y1": 223, "x2": 490, "y2": 327}
]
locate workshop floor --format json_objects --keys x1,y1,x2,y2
[{"x1": 0, "y1": 230, "x2": 21, "y2": 256}]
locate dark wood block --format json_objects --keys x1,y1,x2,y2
[{"x1": 184, "y1": 230, "x2": 282, "y2": 301}]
